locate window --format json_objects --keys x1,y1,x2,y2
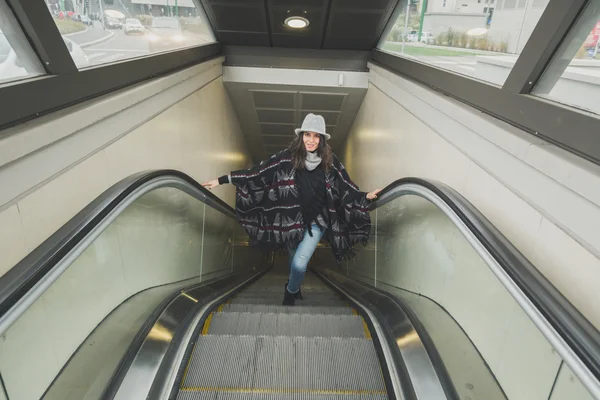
[
  {"x1": 46, "y1": 0, "x2": 216, "y2": 68},
  {"x1": 377, "y1": 0, "x2": 550, "y2": 85},
  {"x1": 534, "y1": 0, "x2": 600, "y2": 115},
  {"x1": 0, "y1": 0, "x2": 45, "y2": 84}
]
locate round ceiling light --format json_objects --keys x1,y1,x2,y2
[{"x1": 284, "y1": 16, "x2": 309, "y2": 29}]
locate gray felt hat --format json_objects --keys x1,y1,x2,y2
[{"x1": 294, "y1": 113, "x2": 330, "y2": 140}]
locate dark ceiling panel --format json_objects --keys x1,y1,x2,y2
[
  {"x1": 301, "y1": 93, "x2": 345, "y2": 111},
  {"x1": 261, "y1": 135, "x2": 294, "y2": 146},
  {"x1": 252, "y1": 91, "x2": 296, "y2": 109},
  {"x1": 261, "y1": 123, "x2": 295, "y2": 135},
  {"x1": 219, "y1": 32, "x2": 270, "y2": 46},
  {"x1": 201, "y1": 0, "x2": 398, "y2": 50},
  {"x1": 210, "y1": 4, "x2": 268, "y2": 32},
  {"x1": 270, "y1": 0, "x2": 325, "y2": 6},
  {"x1": 323, "y1": 0, "x2": 398, "y2": 50},
  {"x1": 205, "y1": 0, "x2": 270, "y2": 45},
  {"x1": 337, "y1": 0, "x2": 391, "y2": 10},
  {"x1": 257, "y1": 109, "x2": 295, "y2": 123}
]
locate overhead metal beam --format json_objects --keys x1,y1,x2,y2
[{"x1": 503, "y1": 0, "x2": 589, "y2": 94}]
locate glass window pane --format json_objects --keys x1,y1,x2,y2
[
  {"x1": 534, "y1": 0, "x2": 600, "y2": 115},
  {"x1": 46, "y1": 0, "x2": 216, "y2": 69},
  {"x1": 0, "y1": 0, "x2": 45, "y2": 84},
  {"x1": 377, "y1": 0, "x2": 550, "y2": 86}
]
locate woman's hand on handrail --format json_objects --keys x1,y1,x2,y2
[
  {"x1": 366, "y1": 189, "x2": 382, "y2": 201},
  {"x1": 201, "y1": 179, "x2": 219, "y2": 190}
]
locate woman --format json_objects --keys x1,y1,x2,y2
[{"x1": 203, "y1": 114, "x2": 382, "y2": 306}]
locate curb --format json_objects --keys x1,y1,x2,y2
[
  {"x1": 64, "y1": 27, "x2": 89, "y2": 37},
  {"x1": 80, "y1": 31, "x2": 115, "y2": 48}
]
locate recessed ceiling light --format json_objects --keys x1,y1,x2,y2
[{"x1": 284, "y1": 16, "x2": 309, "y2": 29}]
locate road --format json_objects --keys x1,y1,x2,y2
[
  {"x1": 67, "y1": 23, "x2": 211, "y2": 67},
  {"x1": 84, "y1": 28, "x2": 150, "y2": 66}
]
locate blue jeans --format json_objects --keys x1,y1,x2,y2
[{"x1": 287, "y1": 224, "x2": 324, "y2": 293}]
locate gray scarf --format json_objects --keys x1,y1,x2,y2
[{"x1": 305, "y1": 151, "x2": 322, "y2": 171}]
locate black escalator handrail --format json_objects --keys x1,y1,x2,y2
[
  {"x1": 369, "y1": 177, "x2": 600, "y2": 386},
  {"x1": 0, "y1": 170, "x2": 236, "y2": 326}
]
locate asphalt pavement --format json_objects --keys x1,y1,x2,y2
[
  {"x1": 65, "y1": 21, "x2": 212, "y2": 67},
  {"x1": 83, "y1": 28, "x2": 150, "y2": 66}
]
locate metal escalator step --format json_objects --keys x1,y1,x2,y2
[
  {"x1": 177, "y1": 390, "x2": 388, "y2": 399},
  {"x1": 206, "y1": 313, "x2": 366, "y2": 338},
  {"x1": 181, "y1": 336, "x2": 385, "y2": 393},
  {"x1": 240, "y1": 285, "x2": 335, "y2": 295},
  {"x1": 244, "y1": 280, "x2": 332, "y2": 291},
  {"x1": 218, "y1": 304, "x2": 353, "y2": 315},
  {"x1": 233, "y1": 292, "x2": 343, "y2": 301},
  {"x1": 227, "y1": 296, "x2": 348, "y2": 307}
]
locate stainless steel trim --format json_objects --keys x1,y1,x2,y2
[
  {"x1": 113, "y1": 272, "x2": 261, "y2": 400},
  {"x1": 316, "y1": 273, "x2": 407, "y2": 400},
  {"x1": 381, "y1": 183, "x2": 600, "y2": 399},
  {"x1": 0, "y1": 176, "x2": 212, "y2": 336}
]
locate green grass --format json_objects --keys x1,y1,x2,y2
[
  {"x1": 381, "y1": 42, "x2": 479, "y2": 57},
  {"x1": 54, "y1": 18, "x2": 86, "y2": 35}
]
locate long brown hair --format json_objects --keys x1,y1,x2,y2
[{"x1": 288, "y1": 132, "x2": 333, "y2": 172}]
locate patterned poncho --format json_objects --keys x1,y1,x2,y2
[{"x1": 230, "y1": 149, "x2": 371, "y2": 263}]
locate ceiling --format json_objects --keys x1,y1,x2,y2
[
  {"x1": 199, "y1": 0, "x2": 399, "y2": 50},
  {"x1": 223, "y1": 66, "x2": 368, "y2": 161}
]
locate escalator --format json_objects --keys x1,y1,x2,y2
[
  {"x1": 175, "y1": 266, "x2": 387, "y2": 399},
  {"x1": 0, "y1": 171, "x2": 599, "y2": 400}
]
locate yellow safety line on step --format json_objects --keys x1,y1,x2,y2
[
  {"x1": 361, "y1": 317, "x2": 372, "y2": 340},
  {"x1": 180, "y1": 387, "x2": 387, "y2": 395},
  {"x1": 217, "y1": 304, "x2": 224, "y2": 312},
  {"x1": 180, "y1": 343, "x2": 197, "y2": 388},
  {"x1": 351, "y1": 308, "x2": 358, "y2": 315},
  {"x1": 201, "y1": 313, "x2": 214, "y2": 336}
]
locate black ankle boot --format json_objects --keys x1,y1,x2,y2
[
  {"x1": 282, "y1": 286, "x2": 295, "y2": 306},
  {"x1": 285, "y1": 282, "x2": 303, "y2": 300}
]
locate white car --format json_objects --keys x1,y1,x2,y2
[
  {"x1": 124, "y1": 18, "x2": 144, "y2": 35},
  {"x1": 0, "y1": 32, "x2": 89, "y2": 82},
  {"x1": 420, "y1": 32, "x2": 435, "y2": 44},
  {"x1": 408, "y1": 31, "x2": 434, "y2": 44}
]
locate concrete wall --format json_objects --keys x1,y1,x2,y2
[
  {"x1": 427, "y1": 0, "x2": 486, "y2": 13},
  {"x1": 487, "y1": 6, "x2": 546, "y2": 53},
  {"x1": 0, "y1": 57, "x2": 251, "y2": 280},
  {"x1": 344, "y1": 62, "x2": 600, "y2": 333},
  {"x1": 340, "y1": 61, "x2": 600, "y2": 399},
  {"x1": 423, "y1": 12, "x2": 487, "y2": 35}
]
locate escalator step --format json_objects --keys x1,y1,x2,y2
[
  {"x1": 240, "y1": 284, "x2": 334, "y2": 294},
  {"x1": 181, "y1": 335, "x2": 385, "y2": 393},
  {"x1": 206, "y1": 313, "x2": 367, "y2": 338},
  {"x1": 177, "y1": 391, "x2": 388, "y2": 399},
  {"x1": 218, "y1": 304, "x2": 353, "y2": 315},
  {"x1": 227, "y1": 296, "x2": 348, "y2": 307}
]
